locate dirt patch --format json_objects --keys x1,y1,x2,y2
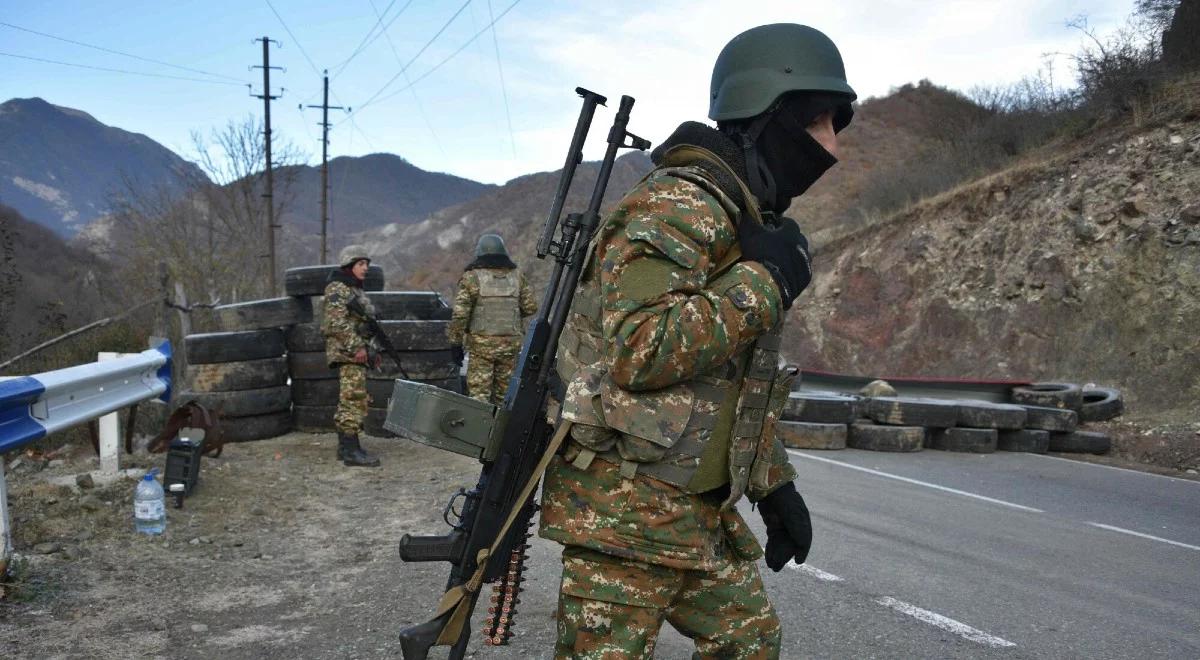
[
  {"x1": 0, "y1": 433, "x2": 505, "y2": 659},
  {"x1": 1063, "y1": 415, "x2": 1200, "y2": 479}
]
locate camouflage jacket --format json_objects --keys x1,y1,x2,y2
[
  {"x1": 539, "y1": 156, "x2": 799, "y2": 570},
  {"x1": 322, "y1": 273, "x2": 376, "y2": 367},
  {"x1": 446, "y1": 267, "x2": 537, "y2": 345}
]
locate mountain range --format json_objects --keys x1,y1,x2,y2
[{"x1": 0, "y1": 98, "x2": 203, "y2": 237}]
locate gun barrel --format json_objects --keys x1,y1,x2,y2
[{"x1": 536, "y1": 88, "x2": 606, "y2": 260}]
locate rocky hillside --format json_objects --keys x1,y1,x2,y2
[
  {"x1": 788, "y1": 111, "x2": 1200, "y2": 418},
  {"x1": 276, "y1": 153, "x2": 494, "y2": 238},
  {"x1": 358, "y1": 151, "x2": 654, "y2": 293},
  {"x1": 0, "y1": 98, "x2": 203, "y2": 237},
  {"x1": 0, "y1": 204, "x2": 118, "y2": 359}
]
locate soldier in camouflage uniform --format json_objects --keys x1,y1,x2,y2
[
  {"x1": 539, "y1": 24, "x2": 857, "y2": 658},
  {"x1": 322, "y1": 245, "x2": 382, "y2": 467},
  {"x1": 447, "y1": 234, "x2": 538, "y2": 405}
]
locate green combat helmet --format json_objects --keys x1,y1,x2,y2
[
  {"x1": 338, "y1": 244, "x2": 371, "y2": 268},
  {"x1": 475, "y1": 233, "x2": 509, "y2": 258},
  {"x1": 709, "y1": 23, "x2": 857, "y2": 124}
]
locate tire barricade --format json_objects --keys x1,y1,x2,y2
[
  {"x1": 181, "y1": 265, "x2": 460, "y2": 442},
  {"x1": 782, "y1": 379, "x2": 1122, "y2": 456}
]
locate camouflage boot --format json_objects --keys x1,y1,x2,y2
[{"x1": 338, "y1": 433, "x2": 381, "y2": 467}]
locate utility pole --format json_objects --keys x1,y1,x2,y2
[
  {"x1": 251, "y1": 37, "x2": 283, "y2": 293},
  {"x1": 303, "y1": 71, "x2": 348, "y2": 265}
]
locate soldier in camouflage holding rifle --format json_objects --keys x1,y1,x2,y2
[
  {"x1": 539, "y1": 24, "x2": 856, "y2": 658},
  {"x1": 322, "y1": 245, "x2": 382, "y2": 467},
  {"x1": 447, "y1": 234, "x2": 538, "y2": 405}
]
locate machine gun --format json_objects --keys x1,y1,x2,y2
[
  {"x1": 383, "y1": 87, "x2": 650, "y2": 660},
  {"x1": 347, "y1": 297, "x2": 409, "y2": 379}
]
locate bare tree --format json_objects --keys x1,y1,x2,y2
[{"x1": 107, "y1": 115, "x2": 305, "y2": 316}]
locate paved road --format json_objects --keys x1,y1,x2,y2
[
  {"x1": 743, "y1": 449, "x2": 1200, "y2": 659},
  {"x1": 452, "y1": 449, "x2": 1200, "y2": 659}
]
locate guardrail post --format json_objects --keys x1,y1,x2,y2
[
  {"x1": 0, "y1": 463, "x2": 10, "y2": 577},
  {"x1": 96, "y1": 352, "x2": 131, "y2": 475}
]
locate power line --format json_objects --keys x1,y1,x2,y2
[
  {"x1": 486, "y1": 0, "x2": 517, "y2": 158},
  {"x1": 0, "y1": 21, "x2": 245, "y2": 82},
  {"x1": 367, "y1": 0, "x2": 445, "y2": 156},
  {"x1": 330, "y1": 0, "x2": 416, "y2": 79},
  {"x1": 0, "y1": 51, "x2": 250, "y2": 87},
  {"x1": 366, "y1": 0, "x2": 523, "y2": 109},
  {"x1": 263, "y1": 0, "x2": 321, "y2": 76},
  {"x1": 345, "y1": 0, "x2": 473, "y2": 120}
]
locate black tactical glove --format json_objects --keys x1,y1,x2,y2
[
  {"x1": 739, "y1": 216, "x2": 812, "y2": 310},
  {"x1": 756, "y1": 481, "x2": 813, "y2": 571},
  {"x1": 450, "y1": 345, "x2": 465, "y2": 366}
]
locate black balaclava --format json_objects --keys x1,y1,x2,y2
[{"x1": 721, "y1": 92, "x2": 851, "y2": 214}]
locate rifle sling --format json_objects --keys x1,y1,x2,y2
[{"x1": 431, "y1": 420, "x2": 575, "y2": 647}]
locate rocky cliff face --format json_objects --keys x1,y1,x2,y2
[{"x1": 788, "y1": 118, "x2": 1200, "y2": 418}]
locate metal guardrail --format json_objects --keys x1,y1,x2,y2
[{"x1": 0, "y1": 341, "x2": 172, "y2": 575}]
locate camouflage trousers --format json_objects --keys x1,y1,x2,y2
[
  {"x1": 334, "y1": 363, "x2": 369, "y2": 434},
  {"x1": 465, "y1": 334, "x2": 521, "y2": 406},
  {"x1": 554, "y1": 546, "x2": 782, "y2": 659}
]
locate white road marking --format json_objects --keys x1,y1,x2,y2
[
  {"x1": 787, "y1": 561, "x2": 843, "y2": 581},
  {"x1": 787, "y1": 450, "x2": 1044, "y2": 513},
  {"x1": 1087, "y1": 522, "x2": 1200, "y2": 551},
  {"x1": 875, "y1": 596, "x2": 1016, "y2": 648},
  {"x1": 1034, "y1": 453, "x2": 1200, "y2": 485}
]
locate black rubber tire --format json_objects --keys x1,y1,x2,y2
[
  {"x1": 847, "y1": 423, "x2": 924, "y2": 452},
  {"x1": 1020, "y1": 405, "x2": 1078, "y2": 432},
  {"x1": 215, "y1": 297, "x2": 314, "y2": 331},
  {"x1": 364, "y1": 408, "x2": 397, "y2": 438},
  {"x1": 783, "y1": 392, "x2": 862, "y2": 424},
  {"x1": 223, "y1": 410, "x2": 292, "y2": 442},
  {"x1": 291, "y1": 378, "x2": 393, "y2": 407},
  {"x1": 285, "y1": 323, "x2": 325, "y2": 352},
  {"x1": 1079, "y1": 387, "x2": 1124, "y2": 422},
  {"x1": 1049, "y1": 430, "x2": 1112, "y2": 454},
  {"x1": 929, "y1": 427, "x2": 998, "y2": 453},
  {"x1": 177, "y1": 386, "x2": 291, "y2": 418},
  {"x1": 184, "y1": 329, "x2": 286, "y2": 364},
  {"x1": 287, "y1": 350, "x2": 459, "y2": 381},
  {"x1": 379, "y1": 320, "x2": 452, "y2": 350},
  {"x1": 284, "y1": 265, "x2": 384, "y2": 296},
  {"x1": 776, "y1": 421, "x2": 847, "y2": 450},
  {"x1": 997, "y1": 429, "x2": 1050, "y2": 453},
  {"x1": 187, "y1": 357, "x2": 288, "y2": 392},
  {"x1": 1011, "y1": 382, "x2": 1084, "y2": 412},
  {"x1": 292, "y1": 404, "x2": 336, "y2": 432},
  {"x1": 368, "y1": 292, "x2": 452, "y2": 320},
  {"x1": 864, "y1": 397, "x2": 959, "y2": 428},
  {"x1": 955, "y1": 401, "x2": 1028, "y2": 430}
]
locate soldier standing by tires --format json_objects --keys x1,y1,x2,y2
[
  {"x1": 538, "y1": 24, "x2": 856, "y2": 658},
  {"x1": 322, "y1": 245, "x2": 382, "y2": 467},
  {"x1": 447, "y1": 234, "x2": 538, "y2": 405}
]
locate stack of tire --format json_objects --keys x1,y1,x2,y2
[
  {"x1": 179, "y1": 295, "x2": 313, "y2": 442},
  {"x1": 778, "y1": 381, "x2": 1123, "y2": 455},
  {"x1": 283, "y1": 265, "x2": 458, "y2": 438}
]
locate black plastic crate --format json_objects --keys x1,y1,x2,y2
[{"x1": 164, "y1": 429, "x2": 204, "y2": 497}]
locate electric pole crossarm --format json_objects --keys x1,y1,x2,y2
[{"x1": 300, "y1": 70, "x2": 349, "y2": 265}]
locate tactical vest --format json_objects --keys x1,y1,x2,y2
[
  {"x1": 468, "y1": 269, "x2": 523, "y2": 336},
  {"x1": 555, "y1": 145, "x2": 795, "y2": 510}
]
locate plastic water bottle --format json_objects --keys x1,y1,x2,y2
[{"x1": 134, "y1": 469, "x2": 166, "y2": 535}]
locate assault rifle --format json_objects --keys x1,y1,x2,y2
[
  {"x1": 347, "y1": 297, "x2": 410, "y2": 379},
  {"x1": 383, "y1": 88, "x2": 650, "y2": 659}
]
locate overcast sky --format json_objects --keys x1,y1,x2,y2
[{"x1": 2, "y1": 1, "x2": 1136, "y2": 185}]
